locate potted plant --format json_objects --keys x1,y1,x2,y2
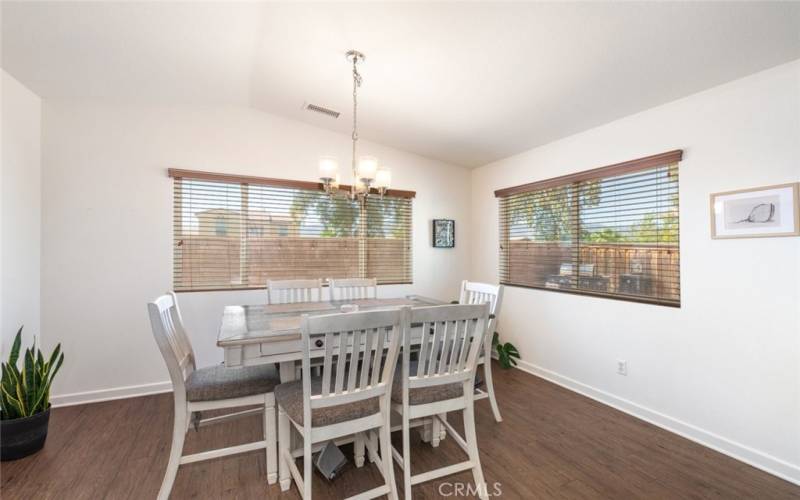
[
  {"x1": 1, "y1": 327, "x2": 64, "y2": 461},
  {"x1": 492, "y1": 332, "x2": 520, "y2": 369}
]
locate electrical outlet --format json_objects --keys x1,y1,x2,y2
[{"x1": 617, "y1": 360, "x2": 628, "y2": 376}]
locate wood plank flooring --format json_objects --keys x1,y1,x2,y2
[{"x1": 2, "y1": 362, "x2": 798, "y2": 499}]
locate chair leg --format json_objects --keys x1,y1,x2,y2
[
  {"x1": 402, "y1": 416, "x2": 413, "y2": 500},
  {"x1": 369, "y1": 431, "x2": 378, "y2": 463},
  {"x1": 438, "y1": 413, "x2": 447, "y2": 442},
  {"x1": 483, "y1": 359, "x2": 503, "y2": 422},
  {"x1": 463, "y1": 404, "x2": 489, "y2": 500},
  {"x1": 379, "y1": 424, "x2": 399, "y2": 500},
  {"x1": 354, "y1": 432, "x2": 366, "y2": 467},
  {"x1": 264, "y1": 394, "x2": 277, "y2": 485},
  {"x1": 303, "y1": 433, "x2": 313, "y2": 499},
  {"x1": 158, "y1": 400, "x2": 187, "y2": 500},
  {"x1": 278, "y1": 407, "x2": 291, "y2": 492},
  {"x1": 431, "y1": 416, "x2": 441, "y2": 447}
]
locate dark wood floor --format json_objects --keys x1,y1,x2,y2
[{"x1": 2, "y1": 362, "x2": 798, "y2": 499}]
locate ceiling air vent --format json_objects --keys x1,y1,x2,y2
[{"x1": 303, "y1": 102, "x2": 340, "y2": 119}]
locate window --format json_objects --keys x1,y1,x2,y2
[
  {"x1": 170, "y1": 169, "x2": 414, "y2": 291},
  {"x1": 496, "y1": 150, "x2": 682, "y2": 307}
]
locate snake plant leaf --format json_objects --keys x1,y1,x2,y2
[
  {"x1": 2, "y1": 385, "x2": 23, "y2": 418},
  {"x1": 32, "y1": 382, "x2": 50, "y2": 413},
  {"x1": 2, "y1": 362, "x2": 20, "y2": 395},
  {"x1": 5, "y1": 357, "x2": 20, "y2": 382},
  {"x1": 9, "y1": 327, "x2": 22, "y2": 366},
  {"x1": 47, "y1": 344, "x2": 61, "y2": 369},
  {"x1": 15, "y1": 379, "x2": 28, "y2": 416},
  {"x1": 25, "y1": 348, "x2": 36, "y2": 412},
  {"x1": 50, "y1": 352, "x2": 64, "y2": 384}
]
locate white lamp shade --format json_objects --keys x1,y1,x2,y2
[
  {"x1": 318, "y1": 156, "x2": 339, "y2": 180},
  {"x1": 357, "y1": 156, "x2": 379, "y2": 180},
  {"x1": 375, "y1": 168, "x2": 392, "y2": 189}
]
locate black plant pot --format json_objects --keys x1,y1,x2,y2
[{"x1": 1, "y1": 407, "x2": 51, "y2": 461}]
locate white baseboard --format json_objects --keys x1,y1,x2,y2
[
  {"x1": 50, "y1": 381, "x2": 172, "y2": 408},
  {"x1": 513, "y1": 359, "x2": 800, "y2": 486}
]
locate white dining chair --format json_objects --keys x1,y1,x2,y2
[
  {"x1": 267, "y1": 279, "x2": 324, "y2": 304},
  {"x1": 391, "y1": 303, "x2": 492, "y2": 500},
  {"x1": 458, "y1": 280, "x2": 505, "y2": 422},
  {"x1": 147, "y1": 293, "x2": 280, "y2": 500},
  {"x1": 329, "y1": 277, "x2": 377, "y2": 300},
  {"x1": 276, "y1": 307, "x2": 408, "y2": 499}
]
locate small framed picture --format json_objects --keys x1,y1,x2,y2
[
  {"x1": 710, "y1": 183, "x2": 800, "y2": 239},
  {"x1": 432, "y1": 219, "x2": 455, "y2": 248}
]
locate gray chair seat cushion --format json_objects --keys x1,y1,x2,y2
[
  {"x1": 186, "y1": 363, "x2": 280, "y2": 402},
  {"x1": 391, "y1": 362, "x2": 464, "y2": 405},
  {"x1": 275, "y1": 377, "x2": 380, "y2": 427}
]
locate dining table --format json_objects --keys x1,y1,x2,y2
[
  {"x1": 217, "y1": 295, "x2": 448, "y2": 376},
  {"x1": 217, "y1": 294, "x2": 450, "y2": 444}
]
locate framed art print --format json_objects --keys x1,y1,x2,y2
[
  {"x1": 432, "y1": 219, "x2": 455, "y2": 248},
  {"x1": 710, "y1": 183, "x2": 800, "y2": 239}
]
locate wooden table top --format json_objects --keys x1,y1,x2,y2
[{"x1": 217, "y1": 295, "x2": 445, "y2": 346}]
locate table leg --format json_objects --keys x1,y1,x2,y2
[
  {"x1": 419, "y1": 418, "x2": 433, "y2": 443},
  {"x1": 279, "y1": 361, "x2": 296, "y2": 383},
  {"x1": 278, "y1": 361, "x2": 297, "y2": 453}
]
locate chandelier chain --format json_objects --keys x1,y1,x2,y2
[{"x1": 351, "y1": 55, "x2": 362, "y2": 199}]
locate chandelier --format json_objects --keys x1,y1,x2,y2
[{"x1": 318, "y1": 50, "x2": 391, "y2": 201}]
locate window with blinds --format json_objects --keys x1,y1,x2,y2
[
  {"x1": 496, "y1": 151, "x2": 682, "y2": 307},
  {"x1": 170, "y1": 169, "x2": 413, "y2": 291}
]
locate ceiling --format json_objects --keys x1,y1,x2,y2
[{"x1": 3, "y1": 2, "x2": 800, "y2": 168}]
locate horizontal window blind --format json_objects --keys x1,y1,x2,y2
[
  {"x1": 496, "y1": 150, "x2": 682, "y2": 307},
  {"x1": 171, "y1": 170, "x2": 413, "y2": 291}
]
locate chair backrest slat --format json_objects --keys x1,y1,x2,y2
[
  {"x1": 300, "y1": 308, "x2": 407, "y2": 423},
  {"x1": 370, "y1": 326, "x2": 387, "y2": 386},
  {"x1": 334, "y1": 332, "x2": 349, "y2": 394},
  {"x1": 329, "y1": 278, "x2": 378, "y2": 301},
  {"x1": 267, "y1": 279, "x2": 324, "y2": 304},
  {"x1": 417, "y1": 321, "x2": 431, "y2": 378},
  {"x1": 148, "y1": 293, "x2": 196, "y2": 395}
]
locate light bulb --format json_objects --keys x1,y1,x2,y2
[
  {"x1": 357, "y1": 156, "x2": 378, "y2": 181},
  {"x1": 318, "y1": 156, "x2": 339, "y2": 181},
  {"x1": 375, "y1": 168, "x2": 391, "y2": 189}
]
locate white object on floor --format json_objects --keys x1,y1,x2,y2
[
  {"x1": 458, "y1": 280, "x2": 505, "y2": 423},
  {"x1": 277, "y1": 306, "x2": 408, "y2": 499},
  {"x1": 391, "y1": 303, "x2": 492, "y2": 500},
  {"x1": 147, "y1": 292, "x2": 279, "y2": 500}
]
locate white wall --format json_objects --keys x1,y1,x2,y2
[
  {"x1": 41, "y1": 103, "x2": 471, "y2": 403},
  {"x1": 1, "y1": 70, "x2": 42, "y2": 352},
  {"x1": 471, "y1": 60, "x2": 800, "y2": 483}
]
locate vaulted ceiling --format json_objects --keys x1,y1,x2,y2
[{"x1": 4, "y1": 2, "x2": 800, "y2": 167}]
